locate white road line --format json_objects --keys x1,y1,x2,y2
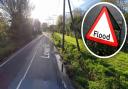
[
  {"x1": 62, "y1": 80, "x2": 68, "y2": 89},
  {"x1": 16, "y1": 42, "x2": 39, "y2": 89},
  {"x1": 40, "y1": 40, "x2": 50, "y2": 59},
  {"x1": 40, "y1": 53, "x2": 50, "y2": 59},
  {"x1": 0, "y1": 36, "x2": 41, "y2": 67}
]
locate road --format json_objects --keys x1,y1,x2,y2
[{"x1": 0, "y1": 34, "x2": 73, "y2": 89}]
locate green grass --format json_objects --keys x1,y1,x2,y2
[
  {"x1": 105, "y1": 52, "x2": 128, "y2": 75},
  {"x1": 52, "y1": 32, "x2": 128, "y2": 89},
  {"x1": 53, "y1": 33, "x2": 85, "y2": 50}
]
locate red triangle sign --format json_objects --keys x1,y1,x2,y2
[{"x1": 85, "y1": 7, "x2": 118, "y2": 47}]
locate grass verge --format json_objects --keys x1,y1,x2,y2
[{"x1": 52, "y1": 32, "x2": 128, "y2": 89}]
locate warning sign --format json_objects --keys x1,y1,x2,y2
[
  {"x1": 81, "y1": 2, "x2": 127, "y2": 58},
  {"x1": 86, "y1": 6, "x2": 118, "y2": 47}
]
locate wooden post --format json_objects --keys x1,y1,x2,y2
[
  {"x1": 62, "y1": 0, "x2": 65, "y2": 51},
  {"x1": 68, "y1": 0, "x2": 80, "y2": 51}
]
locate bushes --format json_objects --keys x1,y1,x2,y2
[
  {"x1": 52, "y1": 32, "x2": 128, "y2": 89},
  {"x1": 52, "y1": 33, "x2": 61, "y2": 48},
  {"x1": 0, "y1": 42, "x2": 16, "y2": 60}
]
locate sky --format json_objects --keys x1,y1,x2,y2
[{"x1": 30, "y1": 0, "x2": 100, "y2": 24}]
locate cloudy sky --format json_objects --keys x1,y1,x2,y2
[{"x1": 30, "y1": 0, "x2": 100, "y2": 23}]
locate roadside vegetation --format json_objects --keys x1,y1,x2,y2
[
  {"x1": 52, "y1": 32, "x2": 128, "y2": 89},
  {"x1": 51, "y1": 0, "x2": 128, "y2": 89},
  {"x1": 0, "y1": 0, "x2": 41, "y2": 61}
]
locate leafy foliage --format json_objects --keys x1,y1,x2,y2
[
  {"x1": 0, "y1": 0, "x2": 41, "y2": 60},
  {"x1": 0, "y1": 0, "x2": 38, "y2": 42},
  {"x1": 52, "y1": 32, "x2": 128, "y2": 89},
  {"x1": 56, "y1": 8, "x2": 83, "y2": 38}
]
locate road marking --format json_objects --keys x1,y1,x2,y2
[
  {"x1": 40, "y1": 48, "x2": 50, "y2": 59},
  {"x1": 0, "y1": 36, "x2": 41, "y2": 67},
  {"x1": 40, "y1": 42, "x2": 50, "y2": 59},
  {"x1": 62, "y1": 80, "x2": 68, "y2": 89},
  {"x1": 40, "y1": 53, "x2": 49, "y2": 59},
  {"x1": 16, "y1": 42, "x2": 39, "y2": 89}
]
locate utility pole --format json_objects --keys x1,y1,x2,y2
[
  {"x1": 62, "y1": 0, "x2": 65, "y2": 51},
  {"x1": 68, "y1": 0, "x2": 80, "y2": 51}
]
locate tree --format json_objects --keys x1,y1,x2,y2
[
  {"x1": 56, "y1": 15, "x2": 63, "y2": 33},
  {"x1": 33, "y1": 19, "x2": 41, "y2": 34},
  {"x1": 42, "y1": 23, "x2": 48, "y2": 32},
  {"x1": 0, "y1": 0, "x2": 33, "y2": 43},
  {"x1": 0, "y1": 16, "x2": 8, "y2": 42},
  {"x1": 49, "y1": 25, "x2": 56, "y2": 32},
  {"x1": 65, "y1": 8, "x2": 83, "y2": 38},
  {"x1": 72, "y1": 8, "x2": 83, "y2": 37},
  {"x1": 102, "y1": 0, "x2": 126, "y2": 12},
  {"x1": 56, "y1": 8, "x2": 83, "y2": 38}
]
